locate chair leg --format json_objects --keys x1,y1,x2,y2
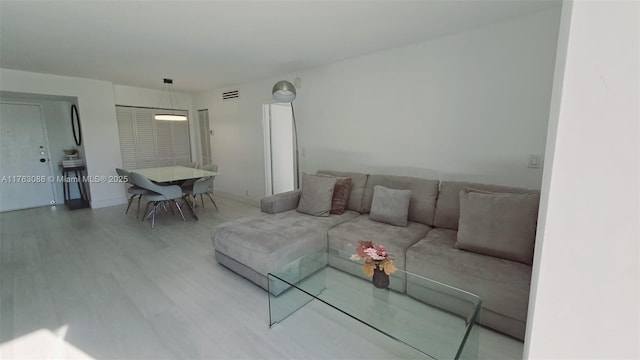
[
  {"x1": 151, "y1": 202, "x2": 158, "y2": 229},
  {"x1": 173, "y1": 200, "x2": 186, "y2": 221},
  {"x1": 161, "y1": 202, "x2": 169, "y2": 213},
  {"x1": 125, "y1": 195, "x2": 136, "y2": 215},
  {"x1": 136, "y1": 195, "x2": 142, "y2": 219},
  {"x1": 206, "y1": 193, "x2": 219, "y2": 211},
  {"x1": 200, "y1": 194, "x2": 205, "y2": 208},
  {"x1": 142, "y1": 201, "x2": 153, "y2": 222},
  {"x1": 146, "y1": 202, "x2": 161, "y2": 229},
  {"x1": 191, "y1": 195, "x2": 197, "y2": 209},
  {"x1": 181, "y1": 195, "x2": 198, "y2": 220}
]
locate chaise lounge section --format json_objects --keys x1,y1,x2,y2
[{"x1": 213, "y1": 171, "x2": 368, "y2": 290}]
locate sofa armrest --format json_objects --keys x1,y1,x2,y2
[{"x1": 260, "y1": 190, "x2": 302, "y2": 214}]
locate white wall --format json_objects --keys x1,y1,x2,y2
[
  {"x1": 194, "y1": 8, "x2": 561, "y2": 202},
  {"x1": 193, "y1": 86, "x2": 266, "y2": 204},
  {"x1": 300, "y1": 8, "x2": 559, "y2": 189},
  {"x1": 525, "y1": 1, "x2": 639, "y2": 358},
  {"x1": 112, "y1": 84, "x2": 198, "y2": 163},
  {"x1": 0, "y1": 69, "x2": 125, "y2": 208}
]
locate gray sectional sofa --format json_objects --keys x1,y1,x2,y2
[{"x1": 212, "y1": 170, "x2": 539, "y2": 340}]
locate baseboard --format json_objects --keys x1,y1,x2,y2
[
  {"x1": 92, "y1": 192, "x2": 256, "y2": 209},
  {"x1": 91, "y1": 196, "x2": 127, "y2": 209},
  {"x1": 213, "y1": 190, "x2": 260, "y2": 207}
]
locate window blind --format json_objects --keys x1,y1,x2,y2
[{"x1": 116, "y1": 106, "x2": 191, "y2": 169}]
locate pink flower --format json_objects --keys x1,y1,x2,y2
[
  {"x1": 373, "y1": 243, "x2": 387, "y2": 257},
  {"x1": 364, "y1": 247, "x2": 385, "y2": 260},
  {"x1": 351, "y1": 240, "x2": 396, "y2": 276},
  {"x1": 356, "y1": 240, "x2": 373, "y2": 258}
]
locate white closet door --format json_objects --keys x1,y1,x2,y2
[
  {"x1": 198, "y1": 109, "x2": 212, "y2": 166},
  {"x1": 116, "y1": 107, "x2": 137, "y2": 169}
]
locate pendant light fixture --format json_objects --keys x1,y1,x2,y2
[
  {"x1": 272, "y1": 80, "x2": 297, "y2": 103},
  {"x1": 155, "y1": 78, "x2": 187, "y2": 121}
]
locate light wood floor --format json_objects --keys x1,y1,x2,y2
[{"x1": 0, "y1": 196, "x2": 524, "y2": 359}]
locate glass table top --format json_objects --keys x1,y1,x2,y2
[{"x1": 268, "y1": 248, "x2": 482, "y2": 360}]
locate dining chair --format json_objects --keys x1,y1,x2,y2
[
  {"x1": 201, "y1": 164, "x2": 217, "y2": 172},
  {"x1": 185, "y1": 161, "x2": 200, "y2": 169},
  {"x1": 182, "y1": 164, "x2": 218, "y2": 211},
  {"x1": 129, "y1": 172, "x2": 188, "y2": 228},
  {"x1": 115, "y1": 168, "x2": 157, "y2": 219}
]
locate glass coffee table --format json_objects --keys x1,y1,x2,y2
[{"x1": 267, "y1": 248, "x2": 482, "y2": 360}]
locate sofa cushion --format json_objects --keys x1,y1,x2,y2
[
  {"x1": 433, "y1": 181, "x2": 540, "y2": 230},
  {"x1": 405, "y1": 228, "x2": 532, "y2": 339},
  {"x1": 361, "y1": 175, "x2": 439, "y2": 226},
  {"x1": 296, "y1": 174, "x2": 336, "y2": 217},
  {"x1": 456, "y1": 189, "x2": 539, "y2": 265},
  {"x1": 317, "y1": 170, "x2": 368, "y2": 212},
  {"x1": 328, "y1": 214, "x2": 431, "y2": 271},
  {"x1": 327, "y1": 214, "x2": 431, "y2": 293},
  {"x1": 369, "y1": 185, "x2": 411, "y2": 227},
  {"x1": 213, "y1": 210, "x2": 360, "y2": 276}
]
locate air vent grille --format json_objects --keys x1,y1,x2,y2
[{"x1": 222, "y1": 89, "x2": 239, "y2": 101}]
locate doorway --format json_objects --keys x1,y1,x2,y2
[
  {"x1": 0, "y1": 101, "x2": 56, "y2": 211},
  {"x1": 263, "y1": 103, "x2": 295, "y2": 196}
]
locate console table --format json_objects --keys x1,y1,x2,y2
[{"x1": 61, "y1": 165, "x2": 90, "y2": 210}]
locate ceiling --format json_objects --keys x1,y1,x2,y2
[{"x1": 0, "y1": 0, "x2": 561, "y2": 92}]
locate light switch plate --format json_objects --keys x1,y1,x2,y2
[{"x1": 528, "y1": 154, "x2": 540, "y2": 168}]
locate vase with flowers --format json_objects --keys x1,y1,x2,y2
[{"x1": 350, "y1": 240, "x2": 397, "y2": 289}]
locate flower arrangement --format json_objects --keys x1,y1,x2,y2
[{"x1": 350, "y1": 240, "x2": 397, "y2": 277}]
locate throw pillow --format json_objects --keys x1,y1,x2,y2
[
  {"x1": 296, "y1": 173, "x2": 337, "y2": 217},
  {"x1": 368, "y1": 185, "x2": 412, "y2": 227},
  {"x1": 330, "y1": 177, "x2": 352, "y2": 214},
  {"x1": 456, "y1": 189, "x2": 539, "y2": 265},
  {"x1": 317, "y1": 174, "x2": 353, "y2": 215}
]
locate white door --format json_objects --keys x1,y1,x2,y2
[
  {"x1": 263, "y1": 103, "x2": 295, "y2": 195},
  {"x1": 0, "y1": 102, "x2": 56, "y2": 211}
]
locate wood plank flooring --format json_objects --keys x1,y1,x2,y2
[{"x1": 0, "y1": 197, "x2": 524, "y2": 359}]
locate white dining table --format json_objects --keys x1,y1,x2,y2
[
  {"x1": 130, "y1": 165, "x2": 219, "y2": 183},
  {"x1": 130, "y1": 165, "x2": 220, "y2": 220}
]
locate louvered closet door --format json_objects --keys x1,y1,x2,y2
[
  {"x1": 198, "y1": 109, "x2": 212, "y2": 166},
  {"x1": 116, "y1": 107, "x2": 137, "y2": 169}
]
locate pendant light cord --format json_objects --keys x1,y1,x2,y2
[
  {"x1": 157, "y1": 80, "x2": 179, "y2": 114},
  {"x1": 169, "y1": 84, "x2": 177, "y2": 116},
  {"x1": 157, "y1": 82, "x2": 168, "y2": 110}
]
